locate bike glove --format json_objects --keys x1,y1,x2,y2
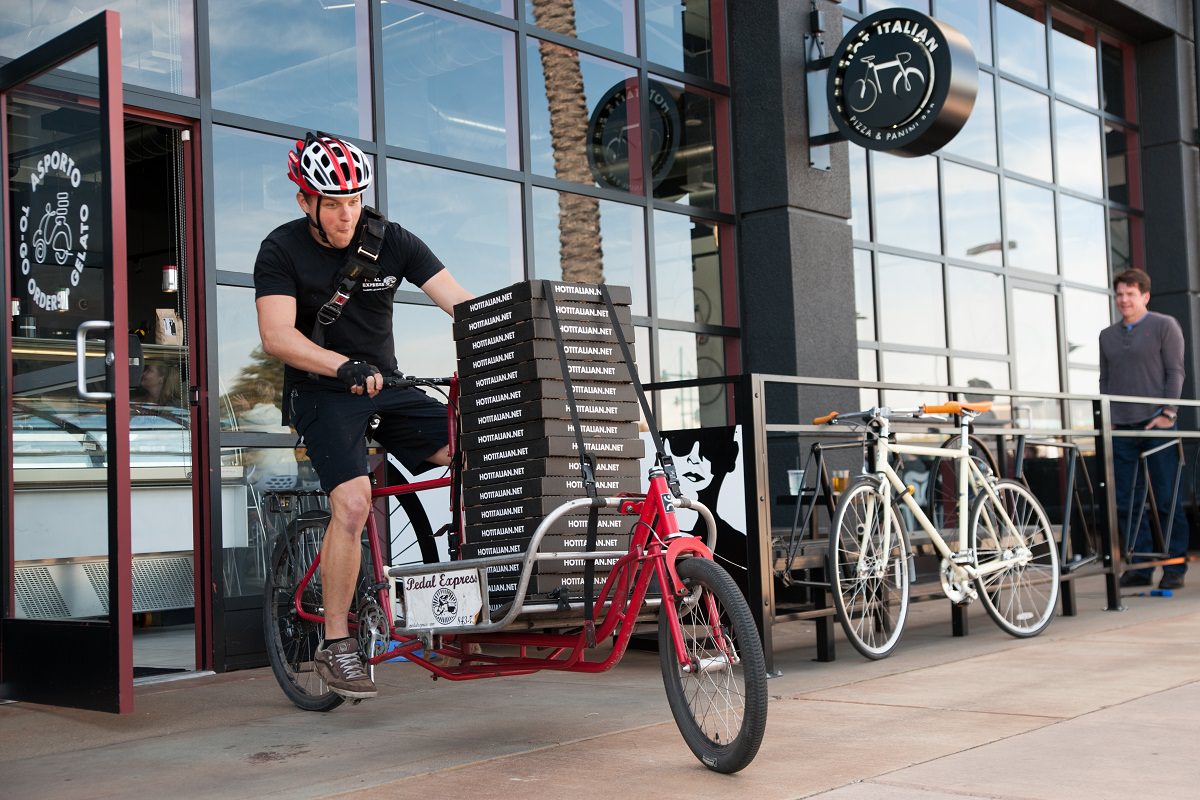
[{"x1": 336, "y1": 359, "x2": 381, "y2": 390}]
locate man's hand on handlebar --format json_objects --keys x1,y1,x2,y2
[{"x1": 337, "y1": 359, "x2": 382, "y2": 397}]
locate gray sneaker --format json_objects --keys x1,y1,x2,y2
[{"x1": 315, "y1": 639, "x2": 377, "y2": 699}]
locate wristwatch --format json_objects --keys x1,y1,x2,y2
[{"x1": 1160, "y1": 409, "x2": 1177, "y2": 422}]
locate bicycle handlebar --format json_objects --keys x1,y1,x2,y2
[
  {"x1": 814, "y1": 400, "x2": 992, "y2": 425},
  {"x1": 382, "y1": 373, "x2": 454, "y2": 389}
]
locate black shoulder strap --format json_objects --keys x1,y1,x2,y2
[{"x1": 308, "y1": 206, "x2": 387, "y2": 371}]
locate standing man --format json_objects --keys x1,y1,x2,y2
[
  {"x1": 1099, "y1": 268, "x2": 1189, "y2": 591},
  {"x1": 255, "y1": 133, "x2": 472, "y2": 698}
]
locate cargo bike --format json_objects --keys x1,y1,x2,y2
[{"x1": 262, "y1": 290, "x2": 768, "y2": 774}]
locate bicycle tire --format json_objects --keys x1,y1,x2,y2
[
  {"x1": 263, "y1": 510, "x2": 373, "y2": 712},
  {"x1": 968, "y1": 479, "x2": 1060, "y2": 638},
  {"x1": 927, "y1": 434, "x2": 998, "y2": 532},
  {"x1": 829, "y1": 479, "x2": 911, "y2": 659},
  {"x1": 658, "y1": 557, "x2": 768, "y2": 774}
]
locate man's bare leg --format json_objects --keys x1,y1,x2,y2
[{"x1": 321, "y1": 475, "x2": 373, "y2": 639}]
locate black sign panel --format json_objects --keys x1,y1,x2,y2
[{"x1": 827, "y1": 9, "x2": 977, "y2": 156}]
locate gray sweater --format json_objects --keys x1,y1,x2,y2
[{"x1": 1098, "y1": 311, "x2": 1186, "y2": 424}]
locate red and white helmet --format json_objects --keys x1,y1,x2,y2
[{"x1": 287, "y1": 132, "x2": 372, "y2": 197}]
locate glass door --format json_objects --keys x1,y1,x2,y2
[{"x1": 1, "y1": 11, "x2": 132, "y2": 712}]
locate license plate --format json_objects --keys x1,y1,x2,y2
[{"x1": 400, "y1": 568, "x2": 484, "y2": 629}]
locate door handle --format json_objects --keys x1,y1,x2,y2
[{"x1": 76, "y1": 319, "x2": 114, "y2": 400}]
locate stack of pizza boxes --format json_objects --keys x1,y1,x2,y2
[{"x1": 453, "y1": 280, "x2": 644, "y2": 611}]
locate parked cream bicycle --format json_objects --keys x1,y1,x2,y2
[{"x1": 814, "y1": 401, "x2": 1060, "y2": 659}]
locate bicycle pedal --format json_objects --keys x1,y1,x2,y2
[{"x1": 951, "y1": 550, "x2": 975, "y2": 566}]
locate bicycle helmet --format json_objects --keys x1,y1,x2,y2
[{"x1": 287, "y1": 132, "x2": 372, "y2": 197}]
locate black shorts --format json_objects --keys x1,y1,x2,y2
[{"x1": 288, "y1": 384, "x2": 449, "y2": 493}]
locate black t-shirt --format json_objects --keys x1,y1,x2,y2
[{"x1": 253, "y1": 216, "x2": 445, "y2": 392}]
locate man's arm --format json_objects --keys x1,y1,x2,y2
[
  {"x1": 420, "y1": 269, "x2": 473, "y2": 315},
  {"x1": 256, "y1": 294, "x2": 351, "y2": 379}
]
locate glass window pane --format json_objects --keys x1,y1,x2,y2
[
  {"x1": 1000, "y1": 79, "x2": 1052, "y2": 181},
  {"x1": 531, "y1": 188, "x2": 648, "y2": 315},
  {"x1": 996, "y1": 0, "x2": 1046, "y2": 86},
  {"x1": 1004, "y1": 179, "x2": 1057, "y2": 274},
  {"x1": 1055, "y1": 103, "x2": 1103, "y2": 197},
  {"x1": 849, "y1": 146, "x2": 870, "y2": 241},
  {"x1": 1105, "y1": 123, "x2": 1137, "y2": 207},
  {"x1": 873, "y1": 155, "x2": 940, "y2": 254},
  {"x1": 215, "y1": 285, "x2": 285, "y2": 431},
  {"x1": 527, "y1": 39, "x2": 636, "y2": 190},
  {"x1": 1051, "y1": 18, "x2": 1098, "y2": 106},
  {"x1": 209, "y1": 0, "x2": 367, "y2": 134},
  {"x1": 656, "y1": 329, "x2": 728, "y2": 429},
  {"x1": 526, "y1": 0, "x2": 637, "y2": 56},
  {"x1": 1068, "y1": 366, "x2": 1099, "y2": 396},
  {"x1": 1062, "y1": 287, "x2": 1108, "y2": 369},
  {"x1": 213, "y1": 128, "x2": 329, "y2": 275},
  {"x1": 452, "y1": 0, "x2": 514, "y2": 13},
  {"x1": 1012, "y1": 288, "x2": 1060, "y2": 392},
  {"x1": 859, "y1": 349, "x2": 879, "y2": 409},
  {"x1": 381, "y1": 2, "x2": 519, "y2": 169},
  {"x1": 386, "y1": 160, "x2": 523, "y2": 296},
  {"x1": 646, "y1": 0, "x2": 718, "y2": 80},
  {"x1": 946, "y1": 266, "x2": 1006, "y2": 354},
  {"x1": 0, "y1": 1, "x2": 197, "y2": 95},
  {"x1": 854, "y1": 249, "x2": 875, "y2": 341},
  {"x1": 1060, "y1": 195, "x2": 1108, "y2": 287},
  {"x1": 877, "y1": 254, "x2": 945, "y2": 348},
  {"x1": 866, "y1": 0, "x2": 930, "y2": 14},
  {"x1": 943, "y1": 163, "x2": 1002, "y2": 265},
  {"x1": 1101, "y1": 39, "x2": 1129, "y2": 119},
  {"x1": 942, "y1": 71, "x2": 996, "y2": 165},
  {"x1": 1109, "y1": 209, "x2": 1133, "y2": 271},
  {"x1": 952, "y1": 357, "x2": 1010, "y2": 391},
  {"x1": 391, "y1": 303, "x2": 457, "y2": 378},
  {"x1": 934, "y1": 0, "x2": 992, "y2": 66},
  {"x1": 651, "y1": 77, "x2": 725, "y2": 211},
  {"x1": 221, "y1": 446, "x2": 305, "y2": 600},
  {"x1": 880, "y1": 351, "x2": 947, "y2": 408},
  {"x1": 654, "y1": 212, "x2": 724, "y2": 325}
]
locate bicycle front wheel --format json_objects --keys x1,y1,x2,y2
[
  {"x1": 829, "y1": 479, "x2": 911, "y2": 660},
  {"x1": 263, "y1": 510, "x2": 344, "y2": 712},
  {"x1": 968, "y1": 479, "x2": 1060, "y2": 638},
  {"x1": 658, "y1": 557, "x2": 768, "y2": 774}
]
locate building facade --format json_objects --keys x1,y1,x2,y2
[{"x1": 1, "y1": 0, "x2": 1196, "y2": 698}]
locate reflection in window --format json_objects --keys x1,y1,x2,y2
[
  {"x1": 873, "y1": 156, "x2": 940, "y2": 255},
  {"x1": 386, "y1": 160, "x2": 523, "y2": 296},
  {"x1": 209, "y1": 0, "x2": 367, "y2": 134},
  {"x1": 654, "y1": 212, "x2": 724, "y2": 326},
  {"x1": 996, "y1": 0, "x2": 1046, "y2": 86},
  {"x1": 877, "y1": 254, "x2": 945, "y2": 348},
  {"x1": 1004, "y1": 179, "x2": 1057, "y2": 274},
  {"x1": 221, "y1": 446, "x2": 307, "y2": 600},
  {"x1": 1051, "y1": 18, "x2": 1097, "y2": 106},
  {"x1": 531, "y1": 188, "x2": 647, "y2": 314},
  {"x1": 656, "y1": 329, "x2": 728, "y2": 429},
  {"x1": 1000, "y1": 80, "x2": 1052, "y2": 181},
  {"x1": 646, "y1": 0, "x2": 719, "y2": 80},
  {"x1": 1101, "y1": 39, "x2": 1130, "y2": 119},
  {"x1": 936, "y1": 0, "x2": 992, "y2": 66},
  {"x1": 213, "y1": 127, "x2": 314, "y2": 275},
  {"x1": 942, "y1": 71, "x2": 996, "y2": 165},
  {"x1": 1105, "y1": 123, "x2": 1136, "y2": 206},
  {"x1": 1062, "y1": 287, "x2": 1108, "y2": 370},
  {"x1": 449, "y1": 0, "x2": 514, "y2": 14},
  {"x1": 854, "y1": 249, "x2": 875, "y2": 341},
  {"x1": 215, "y1": 285, "x2": 286, "y2": 432},
  {"x1": 391, "y1": 304, "x2": 457, "y2": 379},
  {"x1": 952, "y1": 357, "x2": 1010, "y2": 393},
  {"x1": 651, "y1": 77, "x2": 722, "y2": 211},
  {"x1": 527, "y1": 39, "x2": 636, "y2": 189},
  {"x1": 1109, "y1": 209, "x2": 1134, "y2": 272},
  {"x1": 947, "y1": 267, "x2": 1006, "y2": 354},
  {"x1": 866, "y1": 0, "x2": 929, "y2": 14},
  {"x1": 525, "y1": 0, "x2": 636, "y2": 56},
  {"x1": 880, "y1": 351, "x2": 947, "y2": 408},
  {"x1": 944, "y1": 163, "x2": 1002, "y2": 265},
  {"x1": 1012, "y1": 288, "x2": 1060, "y2": 392},
  {"x1": 858, "y1": 348, "x2": 879, "y2": 409},
  {"x1": 1059, "y1": 195, "x2": 1108, "y2": 287},
  {"x1": 0, "y1": 0, "x2": 197, "y2": 95},
  {"x1": 381, "y1": 2, "x2": 518, "y2": 169},
  {"x1": 849, "y1": 146, "x2": 870, "y2": 241},
  {"x1": 1055, "y1": 103, "x2": 1103, "y2": 197}
]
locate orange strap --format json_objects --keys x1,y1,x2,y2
[
  {"x1": 813, "y1": 411, "x2": 839, "y2": 425},
  {"x1": 921, "y1": 400, "x2": 992, "y2": 415}
]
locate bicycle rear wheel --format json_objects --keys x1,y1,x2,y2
[
  {"x1": 658, "y1": 557, "x2": 767, "y2": 774},
  {"x1": 927, "y1": 434, "x2": 997, "y2": 532},
  {"x1": 263, "y1": 510, "x2": 345, "y2": 712},
  {"x1": 829, "y1": 479, "x2": 911, "y2": 660},
  {"x1": 968, "y1": 479, "x2": 1060, "y2": 637}
]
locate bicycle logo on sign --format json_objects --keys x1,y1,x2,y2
[{"x1": 848, "y1": 52, "x2": 926, "y2": 114}]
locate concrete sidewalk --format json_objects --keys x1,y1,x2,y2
[{"x1": 1, "y1": 573, "x2": 1196, "y2": 799}]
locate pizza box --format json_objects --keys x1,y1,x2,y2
[
  {"x1": 462, "y1": 456, "x2": 641, "y2": 488},
  {"x1": 459, "y1": 358, "x2": 632, "y2": 397},
  {"x1": 459, "y1": 379, "x2": 637, "y2": 414},
  {"x1": 464, "y1": 495, "x2": 616, "y2": 526},
  {"x1": 454, "y1": 298, "x2": 634, "y2": 341},
  {"x1": 460, "y1": 419, "x2": 640, "y2": 452},
  {"x1": 454, "y1": 281, "x2": 632, "y2": 321},
  {"x1": 460, "y1": 398, "x2": 640, "y2": 433},
  {"x1": 459, "y1": 338, "x2": 627, "y2": 376},
  {"x1": 464, "y1": 474, "x2": 642, "y2": 508},
  {"x1": 479, "y1": 553, "x2": 624, "y2": 578},
  {"x1": 459, "y1": 533, "x2": 632, "y2": 559},
  {"x1": 486, "y1": 570, "x2": 613, "y2": 600},
  {"x1": 467, "y1": 435, "x2": 645, "y2": 467},
  {"x1": 461, "y1": 513, "x2": 629, "y2": 546},
  {"x1": 455, "y1": 318, "x2": 636, "y2": 360}
]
